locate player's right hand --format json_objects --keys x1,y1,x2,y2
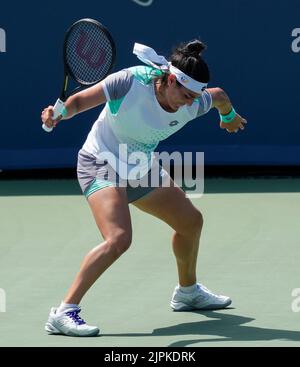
[
  {"x1": 41, "y1": 106, "x2": 62, "y2": 130},
  {"x1": 220, "y1": 113, "x2": 247, "y2": 133}
]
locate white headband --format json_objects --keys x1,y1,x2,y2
[{"x1": 133, "y1": 43, "x2": 208, "y2": 94}]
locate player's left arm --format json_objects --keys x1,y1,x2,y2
[{"x1": 206, "y1": 87, "x2": 247, "y2": 133}]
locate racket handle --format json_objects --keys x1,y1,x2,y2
[
  {"x1": 42, "y1": 123, "x2": 53, "y2": 132},
  {"x1": 52, "y1": 99, "x2": 65, "y2": 120},
  {"x1": 42, "y1": 99, "x2": 65, "y2": 133}
]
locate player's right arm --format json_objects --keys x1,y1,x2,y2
[
  {"x1": 41, "y1": 81, "x2": 107, "y2": 129},
  {"x1": 207, "y1": 87, "x2": 247, "y2": 133}
]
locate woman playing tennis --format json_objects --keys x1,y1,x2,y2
[{"x1": 41, "y1": 39, "x2": 247, "y2": 337}]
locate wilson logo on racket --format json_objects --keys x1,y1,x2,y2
[{"x1": 76, "y1": 31, "x2": 106, "y2": 69}]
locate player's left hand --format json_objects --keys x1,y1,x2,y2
[{"x1": 220, "y1": 113, "x2": 247, "y2": 133}]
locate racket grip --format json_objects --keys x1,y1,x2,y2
[
  {"x1": 52, "y1": 99, "x2": 65, "y2": 120},
  {"x1": 42, "y1": 99, "x2": 65, "y2": 133},
  {"x1": 42, "y1": 123, "x2": 53, "y2": 132}
]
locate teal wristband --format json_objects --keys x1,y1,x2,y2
[
  {"x1": 219, "y1": 107, "x2": 236, "y2": 123},
  {"x1": 61, "y1": 106, "x2": 68, "y2": 118}
]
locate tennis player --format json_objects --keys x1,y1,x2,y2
[{"x1": 42, "y1": 40, "x2": 247, "y2": 337}]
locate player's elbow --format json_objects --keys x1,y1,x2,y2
[{"x1": 211, "y1": 88, "x2": 229, "y2": 108}]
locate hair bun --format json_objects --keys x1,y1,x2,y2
[
  {"x1": 183, "y1": 40, "x2": 206, "y2": 57},
  {"x1": 170, "y1": 39, "x2": 210, "y2": 83}
]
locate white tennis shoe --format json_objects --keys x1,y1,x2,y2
[
  {"x1": 45, "y1": 307, "x2": 99, "y2": 337},
  {"x1": 170, "y1": 283, "x2": 232, "y2": 311}
]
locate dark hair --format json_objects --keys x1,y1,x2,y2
[{"x1": 159, "y1": 39, "x2": 210, "y2": 87}]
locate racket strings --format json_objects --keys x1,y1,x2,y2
[{"x1": 66, "y1": 21, "x2": 114, "y2": 85}]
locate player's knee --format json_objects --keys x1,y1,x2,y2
[
  {"x1": 106, "y1": 230, "x2": 132, "y2": 258},
  {"x1": 182, "y1": 208, "x2": 203, "y2": 235},
  {"x1": 192, "y1": 209, "x2": 203, "y2": 231}
]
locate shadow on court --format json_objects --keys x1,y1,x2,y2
[{"x1": 101, "y1": 311, "x2": 300, "y2": 346}]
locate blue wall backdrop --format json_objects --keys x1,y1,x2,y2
[{"x1": 0, "y1": 0, "x2": 300, "y2": 169}]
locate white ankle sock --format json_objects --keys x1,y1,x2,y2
[
  {"x1": 179, "y1": 283, "x2": 197, "y2": 294},
  {"x1": 57, "y1": 301, "x2": 79, "y2": 314}
]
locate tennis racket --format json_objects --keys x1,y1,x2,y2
[{"x1": 42, "y1": 18, "x2": 116, "y2": 132}]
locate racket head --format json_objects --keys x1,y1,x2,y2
[{"x1": 63, "y1": 18, "x2": 116, "y2": 86}]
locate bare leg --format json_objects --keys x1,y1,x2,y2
[
  {"x1": 64, "y1": 187, "x2": 132, "y2": 304},
  {"x1": 133, "y1": 182, "x2": 203, "y2": 286}
]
